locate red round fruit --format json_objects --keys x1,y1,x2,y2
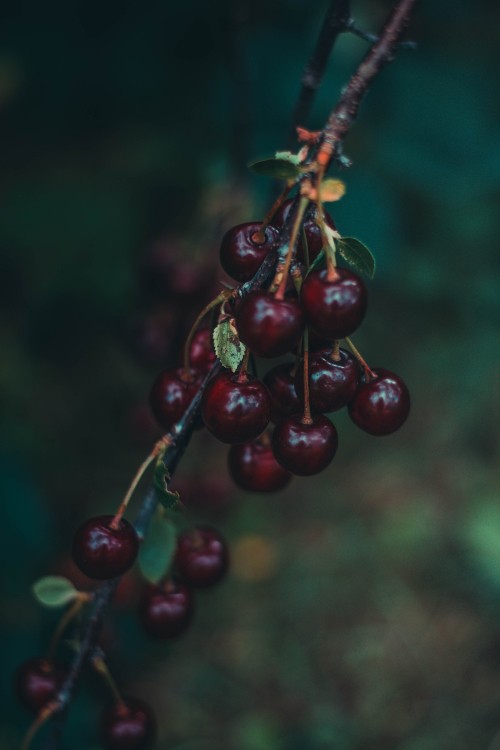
[
  {"x1": 15, "y1": 658, "x2": 66, "y2": 714},
  {"x1": 101, "y1": 697, "x2": 156, "y2": 750},
  {"x1": 149, "y1": 367, "x2": 201, "y2": 431},
  {"x1": 175, "y1": 527, "x2": 228, "y2": 588},
  {"x1": 235, "y1": 292, "x2": 304, "y2": 358},
  {"x1": 272, "y1": 414, "x2": 338, "y2": 476},
  {"x1": 263, "y1": 363, "x2": 301, "y2": 423},
  {"x1": 220, "y1": 222, "x2": 280, "y2": 282},
  {"x1": 295, "y1": 347, "x2": 359, "y2": 413},
  {"x1": 228, "y1": 439, "x2": 291, "y2": 492},
  {"x1": 72, "y1": 515, "x2": 139, "y2": 580},
  {"x1": 201, "y1": 370, "x2": 270, "y2": 444},
  {"x1": 188, "y1": 328, "x2": 216, "y2": 372},
  {"x1": 300, "y1": 268, "x2": 367, "y2": 340},
  {"x1": 348, "y1": 368, "x2": 410, "y2": 435},
  {"x1": 139, "y1": 580, "x2": 194, "y2": 638}
]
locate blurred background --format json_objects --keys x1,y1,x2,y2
[{"x1": 1, "y1": 0, "x2": 499, "y2": 748}]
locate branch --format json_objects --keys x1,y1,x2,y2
[{"x1": 289, "y1": 0, "x2": 351, "y2": 146}]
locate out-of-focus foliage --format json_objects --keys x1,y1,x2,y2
[{"x1": 1, "y1": 1, "x2": 499, "y2": 748}]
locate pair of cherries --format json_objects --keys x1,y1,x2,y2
[{"x1": 16, "y1": 659, "x2": 155, "y2": 749}]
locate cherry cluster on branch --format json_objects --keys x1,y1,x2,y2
[{"x1": 16, "y1": 1, "x2": 417, "y2": 748}]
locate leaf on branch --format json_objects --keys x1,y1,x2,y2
[
  {"x1": 32, "y1": 576, "x2": 78, "y2": 608},
  {"x1": 319, "y1": 178, "x2": 346, "y2": 202},
  {"x1": 138, "y1": 510, "x2": 177, "y2": 584},
  {"x1": 153, "y1": 459, "x2": 181, "y2": 511},
  {"x1": 213, "y1": 318, "x2": 246, "y2": 373},
  {"x1": 337, "y1": 237, "x2": 376, "y2": 279},
  {"x1": 248, "y1": 158, "x2": 300, "y2": 180},
  {"x1": 275, "y1": 150, "x2": 303, "y2": 166}
]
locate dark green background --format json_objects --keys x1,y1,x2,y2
[{"x1": 1, "y1": 1, "x2": 499, "y2": 748}]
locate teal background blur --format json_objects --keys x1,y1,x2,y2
[{"x1": 1, "y1": 1, "x2": 499, "y2": 748}]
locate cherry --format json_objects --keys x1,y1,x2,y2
[
  {"x1": 348, "y1": 368, "x2": 410, "y2": 435},
  {"x1": 295, "y1": 347, "x2": 359, "y2": 413},
  {"x1": 101, "y1": 697, "x2": 156, "y2": 750},
  {"x1": 263, "y1": 363, "x2": 301, "y2": 423},
  {"x1": 300, "y1": 268, "x2": 367, "y2": 340},
  {"x1": 272, "y1": 414, "x2": 338, "y2": 476},
  {"x1": 220, "y1": 222, "x2": 280, "y2": 282},
  {"x1": 175, "y1": 526, "x2": 228, "y2": 588},
  {"x1": 15, "y1": 658, "x2": 66, "y2": 713},
  {"x1": 139, "y1": 580, "x2": 194, "y2": 638},
  {"x1": 149, "y1": 367, "x2": 201, "y2": 431},
  {"x1": 235, "y1": 292, "x2": 304, "y2": 358},
  {"x1": 272, "y1": 200, "x2": 336, "y2": 262},
  {"x1": 188, "y1": 327, "x2": 216, "y2": 372},
  {"x1": 228, "y1": 438, "x2": 291, "y2": 492},
  {"x1": 72, "y1": 515, "x2": 139, "y2": 580},
  {"x1": 201, "y1": 370, "x2": 270, "y2": 443}
]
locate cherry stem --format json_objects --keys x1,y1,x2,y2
[
  {"x1": 236, "y1": 349, "x2": 251, "y2": 383},
  {"x1": 274, "y1": 197, "x2": 309, "y2": 300},
  {"x1": 302, "y1": 328, "x2": 313, "y2": 425},
  {"x1": 344, "y1": 336, "x2": 376, "y2": 380},
  {"x1": 46, "y1": 595, "x2": 91, "y2": 663},
  {"x1": 91, "y1": 654, "x2": 126, "y2": 711},
  {"x1": 259, "y1": 431, "x2": 271, "y2": 448},
  {"x1": 20, "y1": 701, "x2": 59, "y2": 750},
  {"x1": 183, "y1": 290, "x2": 231, "y2": 377},
  {"x1": 330, "y1": 340, "x2": 341, "y2": 361},
  {"x1": 110, "y1": 437, "x2": 172, "y2": 530},
  {"x1": 252, "y1": 183, "x2": 291, "y2": 243}
]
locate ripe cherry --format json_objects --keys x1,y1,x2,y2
[
  {"x1": 220, "y1": 222, "x2": 280, "y2": 282},
  {"x1": 235, "y1": 292, "x2": 304, "y2": 358},
  {"x1": 201, "y1": 370, "x2": 270, "y2": 444},
  {"x1": 188, "y1": 328, "x2": 215, "y2": 372},
  {"x1": 175, "y1": 526, "x2": 228, "y2": 588},
  {"x1": 272, "y1": 200, "x2": 336, "y2": 262},
  {"x1": 15, "y1": 658, "x2": 66, "y2": 713},
  {"x1": 139, "y1": 580, "x2": 194, "y2": 638},
  {"x1": 348, "y1": 368, "x2": 410, "y2": 435},
  {"x1": 300, "y1": 268, "x2": 367, "y2": 340},
  {"x1": 263, "y1": 363, "x2": 301, "y2": 423},
  {"x1": 101, "y1": 697, "x2": 156, "y2": 750},
  {"x1": 272, "y1": 414, "x2": 338, "y2": 476},
  {"x1": 149, "y1": 367, "x2": 201, "y2": 431},
  {"x1": 72, "y1": 515, "x2": 139, "y2": 580},
  {"x1": 228, "y1": 438, "x2": 291, "y2": 492},
  {"x1": 295, "y1": 347, "x2": 359, "y2": 413}
]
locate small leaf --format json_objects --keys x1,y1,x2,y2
[
  {"x1": 32, "y1": 576, "x2": 78, "y2": 608},
  {"x1": 319, "y1": 178, "x2": 346, "y2": 202},
  {"x1": 337, "y1": 237, "x2": 376, "y2": 279},
  {"x1": 275, "y1": 150, "x2": 302, "y2": 166},
  {"x1": 249, "y1": 158, "x2": 300, "y2": 180},
  {"x1": 153, "y1": 460, "x2": 181, "y2": 511},
  {"x1": 138, "y1": 511, "x2": 177, "y2": 584},
  {"x1": 213, "y1": 318, "x2": 246, "y2": 373}
]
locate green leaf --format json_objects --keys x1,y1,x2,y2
[
  {"x1": 138, "y1": 511, "x2": 177, "y2": 584},
  {"x1": 213, "y1": 318, "x2": 246, "y2": 373},
  {"x1": 337, "y1": 237, "x2": 376, "y2": 279},
  {"x1": 153, "y1": 460, "x2": 181, "y2": 511},
  {"x1": 248, "y1": 158, "x2": 300, "y2": 180},
  {"x1": 32, "y1": 576, "x2": 78, "y2": 608}
]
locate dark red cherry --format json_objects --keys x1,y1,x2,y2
[
  {"x1": 201, "y1": 370, "x2": 270, "y2": 444},
  {"x1": 235, "y1": 292, "x2": 304, "y2": 358},
  {"x1": 348, "y1": 368, "x2": 410, "y2": 435},
  {"x1": 15, "y1": 658, "x2": 66, "y2": 713},
  {"x1": 149, "y1": 367, "x2": 201, "y2": 431},
  {"x1": 272, "y1": 414, "x2": 338, "y2": 476},
  {"x1": 175, "y1": 527, "x2": 228, "y2": 588},
  {"x1": 139, "y1": 580, "x2": 194, "y2": 638},
  {"x1": 228, "y1": 438, "x2": 291, "y2": 492},
  {"x1": 295, "y1": 347, "x2": 359, "y2": 413},
  {"x1": 101, "y1": 697, "x2": 156, "y2": 750},
  {"x1": 272, "y1": 200, "x2": 336, "y2": 262},
  {"x1": 300, "y1": 268, "x2": 367, "y2": 340},
  {"x1": 263, "y1": 363, "x2": 301, "y2": 423},
  {"x1": 72, "y1": 515, "x2": 139, "y2": 580},
  {"x1": 220, "y1": 222, "x2": 280, "y2": 282},
  {"x1": 188, "y1": 327, "x2": 216, "y2": 372}
]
